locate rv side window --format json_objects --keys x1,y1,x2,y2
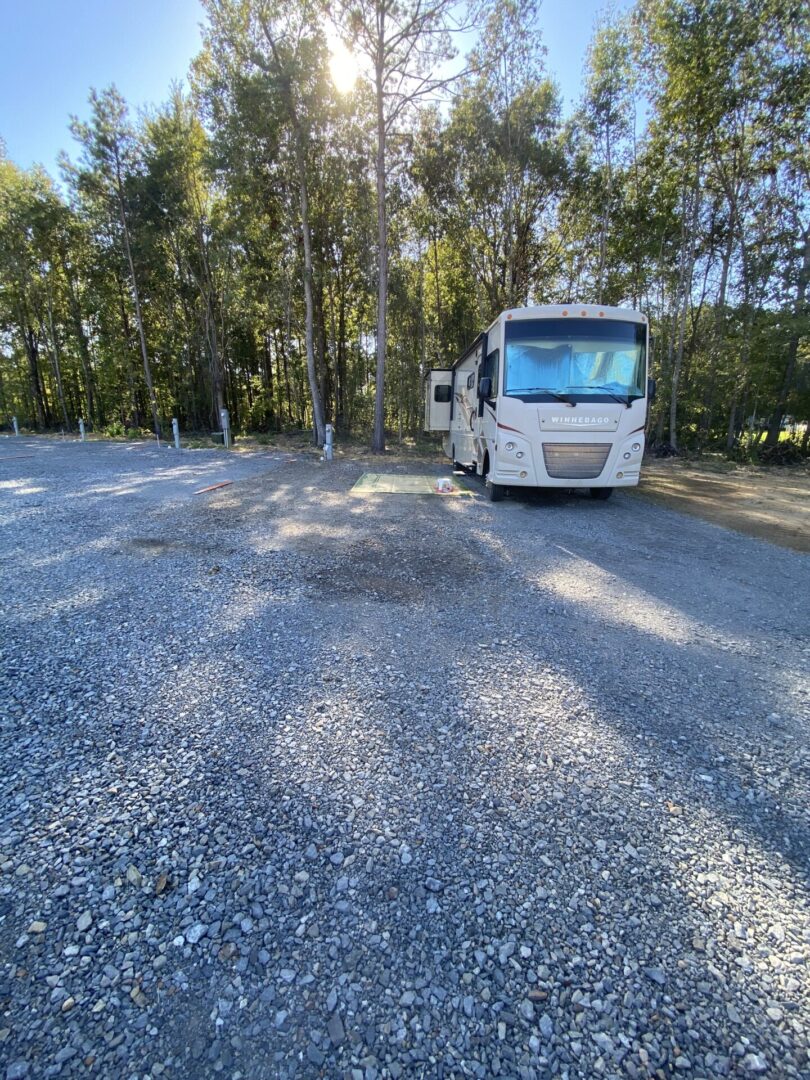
[
  {"x1": 479, "y1": 349, "x2": 499, "y2": 397},
  {"x1": 467, "y1": 372, "x2": 475, "y2": 390},
  {"x1": 434, "y1": 384, "x2": 451, "y2": 403}
]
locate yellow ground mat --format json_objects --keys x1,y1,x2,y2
[{"x1": 351, "y1": 473, "x2": 476, "y2": 496}]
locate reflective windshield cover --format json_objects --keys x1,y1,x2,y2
[{"x1": 504, "y1": 318, "x2": 646, "y2": 401}]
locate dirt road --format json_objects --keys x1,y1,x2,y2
[{"x1": 634, "y1": 458, "x2": 810, "y2": 553}]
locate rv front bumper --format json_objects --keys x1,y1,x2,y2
[{"x1": 493, "y1": 433, "x2": 645, "y2": 488}]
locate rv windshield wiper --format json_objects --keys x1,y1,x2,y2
[
  {"x1": 510, "y1": 387, "x2": 573, "y2": 403},
  {"x1": 564, "y1": 385, "x2": 632, "y2": 407}
]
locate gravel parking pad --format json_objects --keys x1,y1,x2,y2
[{"x1": 1, "y1": 438, "x2": 808, "y2": 1079}]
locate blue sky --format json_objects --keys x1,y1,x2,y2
[{"x1": 0, "y1": 0, "x2": 631, "y2": 177}]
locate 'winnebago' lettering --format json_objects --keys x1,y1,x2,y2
[{"x1": 549, "y1": 416, "x2": 612, "y2": 425}]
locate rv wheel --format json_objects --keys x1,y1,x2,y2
[
  {"x1": 484, "y1": 460, "x2": 504, "y2": 502},
  {"x1": 589, "y1": 487, "x2": 613, "y2": 500}
]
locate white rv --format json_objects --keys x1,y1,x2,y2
[{"x1": 424, "y1": 304, "x2": 653, "y2": 501}]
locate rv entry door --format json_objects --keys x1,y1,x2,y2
[{"x1": 424, "y1": 370, "x2": 453, "y2": 431}]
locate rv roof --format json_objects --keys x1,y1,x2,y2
[{"x1": 501, "y1": 304, "x2": 646, "y2": 325}]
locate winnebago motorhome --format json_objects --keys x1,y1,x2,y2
[{"x1": 424, "y1": 304, "x2": 653, "y2": 501}]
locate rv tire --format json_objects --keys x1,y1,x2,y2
[
  {"x1": 589, "y1": 487, "x2": 613, "y2": 500},
  {"x1": 485, "y1": 472, "x2": 504, "y2": 502},
  {"x1": 483, "y1": 455, "x2": 504, "y2": 501}
]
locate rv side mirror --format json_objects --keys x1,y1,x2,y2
[
  {"x1": 478, "y1": 377, "x2": 492, "y2": 399},
  {"x1": 647, "y1": 377, "x2": 657, "y2": 403}
]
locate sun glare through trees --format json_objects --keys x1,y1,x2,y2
[{"x1": 0, "y1": 0, "x2": 807, "y2": 460}]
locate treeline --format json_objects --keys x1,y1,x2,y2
[{"x1": 0, "y1": 0, "x2": 807, "y2": 455}]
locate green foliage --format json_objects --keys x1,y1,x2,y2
[{"x1": 0, "y1": 0, "x2": 808, "y2": 453}]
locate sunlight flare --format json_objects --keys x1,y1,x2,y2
[{"x1": 328, "y1": 36, "x2": 358, "y2": 94}]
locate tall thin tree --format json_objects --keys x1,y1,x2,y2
[
  {"x1": 69, "y1": 88, "x2": 161, "y2": 437},
  {"x1": 334, "y1": 0, "x2": 460, "y2": 452}
]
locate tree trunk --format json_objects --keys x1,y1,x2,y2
[
  {"x1": 295, "y1": 137, "x2": 326, "y2": 446},
  {"x1": 204, "y1": 300, "x2": 225, "y2": 425},
  {"x1": 22, "y1": 322, "x2": 46, "y2": 429},
  {"x1": 700, "y1": 205, "x2": 736, "y2": 444},
  {"x1": 315, "y1": 278, "x2": 330, "y2": 427},
  {"x1": 282, "y1": 304, "x2": 294, "y2": 426},
  {"x1": 765, "y1": 225, "x2": 810, "y2": 447},
  {"x1": 258, "y1": 23, "x2": 325, "y2": 443},
  {"x1": 272, "y1": 326, "x2": 285, "y2": 429},
  {"x1": 196, "y1": 225, "x2": 226, "y2": 429},
  {"x1": 596, "y1": 124, "x2": 612, "y2": 305},
  {"x1": 372, "y1": 24, "x2": 388, "y2": 454},
  {"x1": 725, "y1": 398, "x2": 737, "y2": 450},
  {"x1": 114, "y1": 151, "x2": 160, "y2": 437},
  {"x1": 116, "y1": 272, "x2": 140, "y2": 426},
  {"x1": 726, "y1": 265, "x2": 755, "y2": 451},
  {"x1": 46, "y1": 287, "x2": 71, "y2": 431},
  {"x1": 336, "y1": 273, "x2": 347, "y2": 430},
  {"x1": 208, "y1": 302, "x2": 223, "y2": 426},
  {"x1": 432, "y1": 228, "x2": 443, "y2": 343},
  {"x1": 65, "y1": 271, "x2": 95, "y2": 423},
  {"x1": 669, "y1": 168, "x2": 701, "y2": 451}
]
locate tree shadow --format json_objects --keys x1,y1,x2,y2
[{"x1": 1, "y1": 453, "x2": 808, "y2": 1078}]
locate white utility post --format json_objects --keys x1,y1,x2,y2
[
  {"x1": 220, "y1": 408, "x2": 231, "y2": 449},
  {"x1": 172, "y1": 417, "x2": 181, "y2": 451},
  {"x1": 324, "y1": 424, "x2": 334, "y2": 461},
  {"x1": 12, "y1": 416, "x2": 19, "y2": 436},
  {"x1": 79, "y1": 418, "x2": 86, "y2": 442}
]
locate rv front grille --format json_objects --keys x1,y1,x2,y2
[{"x1": 542, "y1": 442, "x2": 611, "y2": 479}]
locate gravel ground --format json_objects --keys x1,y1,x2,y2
[{"x1": 1, "y1": 436, "x2": 808, "y2": 1080}]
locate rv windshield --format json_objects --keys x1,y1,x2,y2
[{"x1": 504, "y1": 318, "x2": 646, "y2": 402}]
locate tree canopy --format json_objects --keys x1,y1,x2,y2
[{"x1": 0, "y1": 0, "x2": 807, "y2": 456}]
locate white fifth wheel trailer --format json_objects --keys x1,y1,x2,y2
[{"x1": 424, "y1": 304, "x2": 653, "y2": 501}]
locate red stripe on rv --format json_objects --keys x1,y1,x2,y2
[{"x1": 497, "y1": 421, "x2": 525, "y2": 434}]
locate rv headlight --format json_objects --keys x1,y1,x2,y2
[
  {"x1": 515, "y1": 451, "x2": 524, "y2": 459},
  {"x1": 632, "y1": 442, "x2": 641, "y2": 452},
  {"x1": 505, "y1": 442, "x2": 515, "y2": 452},
  {"x1": 623, "y1": 452, "x2": 631, "y2": 459}
]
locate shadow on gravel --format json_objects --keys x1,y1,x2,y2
[
  {"x1": 253, "y1": 621, "x2": 803, "y2": 1078},
  {"x1": 462, "y1": 504, "x2": 809, "y2": 880},
  {"x1": 143, "y1": 484, "x2": 806, "y2": 1071},
  {"x1": 2, "y1": 452, "x2": 808, "y2": 1078}
]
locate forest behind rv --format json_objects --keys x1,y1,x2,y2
[{"x1": 0, "y1": 0, "x2": 808, "y2": 458}]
